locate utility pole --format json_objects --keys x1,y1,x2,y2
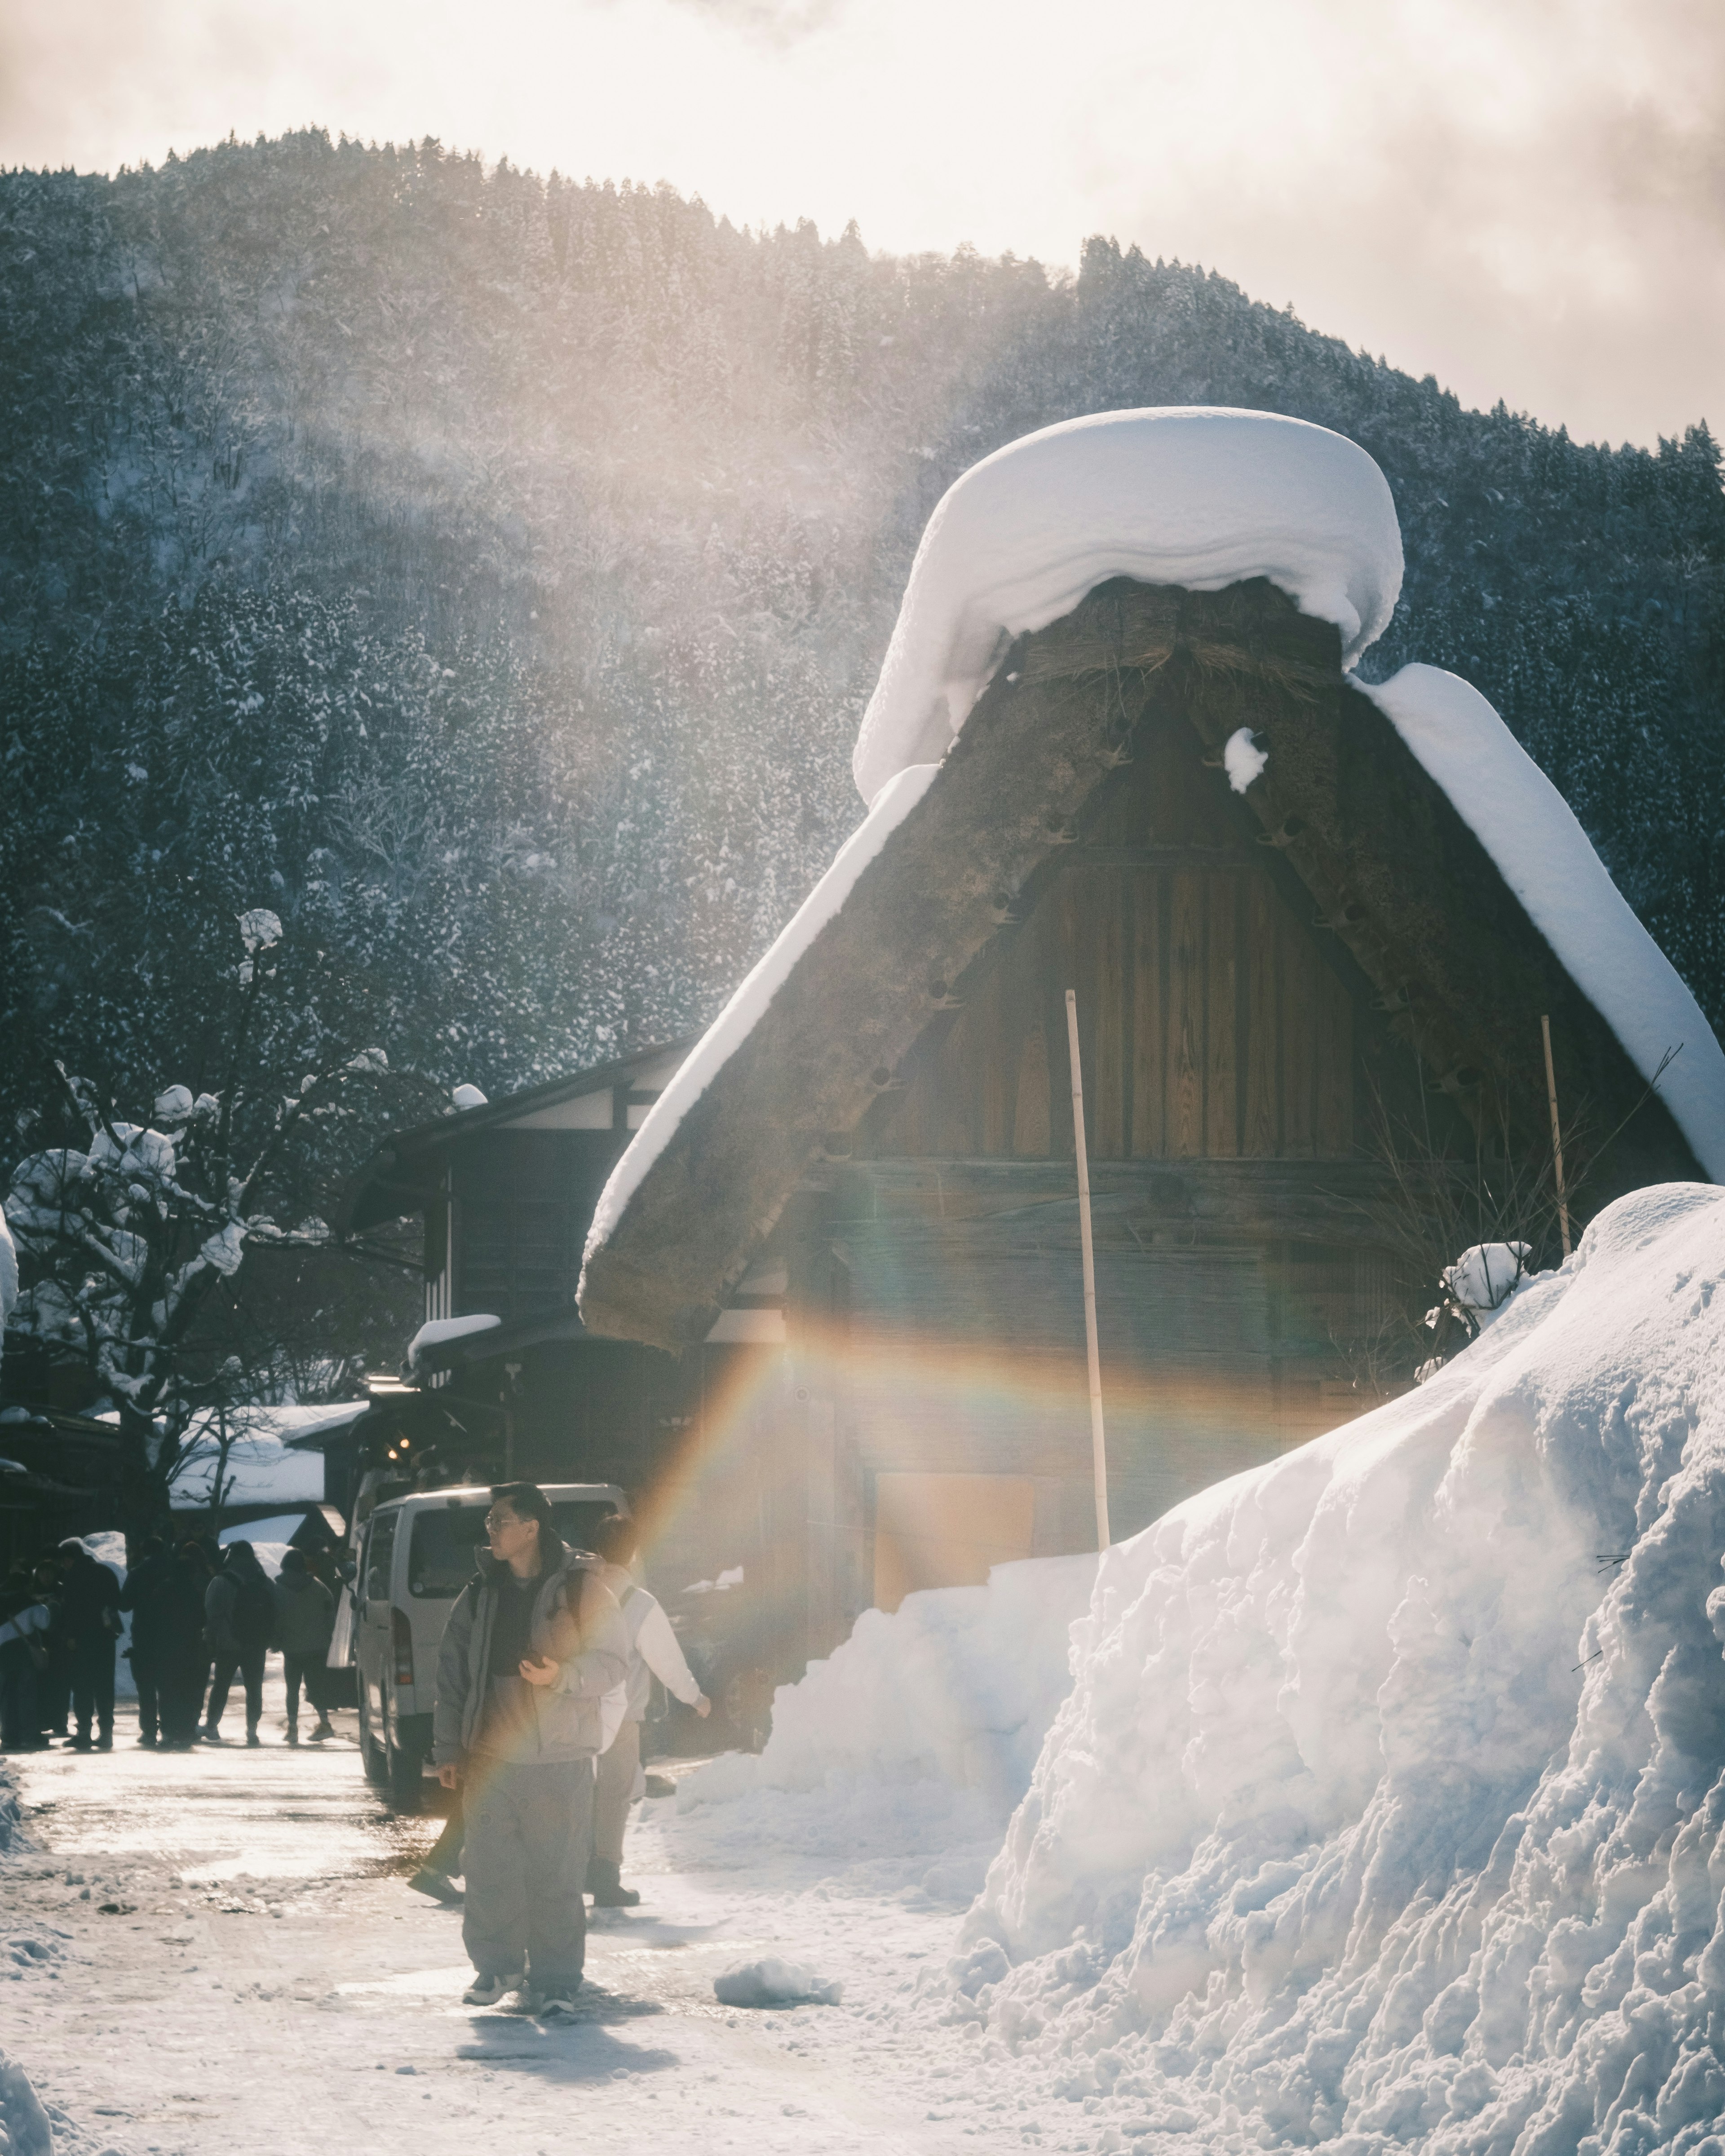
[{"x1": 1065, "y1": 990, "x2": 1111, "y2": 1550}]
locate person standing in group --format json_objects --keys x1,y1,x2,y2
[
  {"x1": 117, "y1": 1536, "x2": 173, "y2": 1746},
  {"x1": 203, "y1": 1541, "x2": 274, "y2": 1745},
  {"x1": 433, "y1": 1481, "x2": 628, "y2": 2016},
  {"x1": 587, "y1": 1511, "x2": 709, "y2": 1908},
  {"x1": 157, "y1": 1543, "x2": 214, "y2": 1750},
  {"x1": 0, "y1": 1561, "x2": 53, "y2": 1751},
  {"x1": 57, "y1": 1538, "x2": 122, "y2": 1751},
  {"x1": 273, "y1": 1548, "x2": 336, "y2": 1744}
]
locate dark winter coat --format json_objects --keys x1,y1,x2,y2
[
  {"x1": 272, "y1": 1569, "x2": 335, "y2": 1656},
  {"x1": 118, "y1": 1551, "x2": 177, "y2": 1647},
  {"x1": 205, "y1": 1548, "x2": 275, "y2": 1656},
  {"x1": 57, "y1": 1550, "x2": 121, "y2": 1652},
  {"x1": 432, "y1": 1535, "x2": 628, "y2": 1768}
]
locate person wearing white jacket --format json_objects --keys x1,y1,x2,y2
[{"x1": 588, "y1": 1513, "x2": 708, "y2": 1908}]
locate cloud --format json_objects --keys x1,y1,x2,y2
[
  {"x1": 0, "y1": 0, "x2": 1716, "y2": 446},
  {"x1": 659, "y1": 0, "x2": 842, "y2": 49}
]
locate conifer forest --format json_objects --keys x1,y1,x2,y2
[{"x1": 4, "y1": 131, "x2": 1723, "y2": 1376}]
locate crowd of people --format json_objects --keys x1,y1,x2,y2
[
  {"x1": 0, "y1": 1483, "x2": 715, "y2": 2016},
  {"x1": 0, "y1": 1533, "x2": 344, "y2": 1752}
]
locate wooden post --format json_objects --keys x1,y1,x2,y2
[
  {"x1": 1541, "y1": 1015, "x2": 1572, "y2": 1259},
  {"x1": 1065, "y1": 990, "x2": 1111, "y2": 1550}
]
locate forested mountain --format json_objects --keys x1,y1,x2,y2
[{"x1": 5, "y1": 128, "x2": 1723, "y2": 1164}]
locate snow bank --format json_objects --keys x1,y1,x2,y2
[
  {"x1": 584, "y1": 761, "x2": 939, "y2": 1265},
  {"x1": 0, "y1": 1764, "x2": 27, "y2": 1856},
  {"x1": 684, "y1": 1552, "x2": 1097, "y2": 1817},
  {"x1": 852, "y1": 408, "x2": 1402, "y2": 805},
  {"x1": 1366, "y1": 664, "x2": 1725, "y2": 1182},
  {"x1": 959, "y1": 1182, "x2": 1725, "y2": 2156}
]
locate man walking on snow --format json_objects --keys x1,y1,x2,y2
[
  {"x1": 433, "y1": 1482, "x2": 628, "y2": 2015},
  {"x1": 588, "y1": 1511, "x2": 709, "y2": 1907},
  {"x1": 57, "y1": 1539, "x2": 122, "y2": 1751}
]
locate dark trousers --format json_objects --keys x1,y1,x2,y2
[
  {"x1": 283, "y1": 1652, "x2": 328, "y2": 1726},
  {"x1": 159, "y1": 1652, "x2": 208, "y2": 1747},
  {"x1": 462, "y1": 1757, "x2": 592, "y2": 1991},
  {"x1": 40, "y1": 1658, "x2": 70, "y2": 1737},
  {"x1": 205, "y1": 1646, "x2": 265, "y2": 1732},
  {"x1": 131, "y1": 1639, "x2": 163, "y2": 1741},
  {"x1": 71, "y1": 1638, "x2": 115, "y2": 1741},
  {"x1": 0, "y1": 1648, "x2": 39, "y2": 1750}
]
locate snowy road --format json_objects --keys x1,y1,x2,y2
[{"x1": 2, "y1": 1679, "x2": 1042, "y2": 2156}]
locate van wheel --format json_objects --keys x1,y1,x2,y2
[
  {"x1": 386, "y1": 1735, "x2": 423, "y2": 1807},
  {"x1": 358, "y1": 1696, "x2": 387, "y2": 1787}
]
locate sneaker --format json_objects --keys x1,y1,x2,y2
[
  {"x1": 246, "y1": 1729, "x2": 261, "y2": 1748},
  {"x1": 200, "y1": 1727, "x2": 222, "y2": 1744},
  {"x1": 95, "y1": 1734, "x2": 113, "y2": 1751},
  {"x1": 461, "y1": 1972, "x2": 524, "y2": 2007},
  {"x1": 535, "y1": 1992, "x2": 580, "y2": 2018},
  {"x1": 70, "y1": 1737, "x2": 93, "y2": 1753},
  {"x1": 409, "y1": 1869, "x2": 464, "y2": 1906},
  {"x1": 308, "y1": 1722, "x2": 334, "y2": 1742},
  {"x1": 138, "y1": 1733, "x2": 158, "y2": 1749},
  {"x1": 285, "y1": 1727, "x2": 299, "y2": 1746}
]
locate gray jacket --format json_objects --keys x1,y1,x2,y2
[{"x1": 432, "y1": 1539, "x2": 628, "y2": 1768}]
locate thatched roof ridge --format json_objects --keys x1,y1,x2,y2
[{"x1": 578, "y1": 578, "x2": 1704, "y2": 1351}]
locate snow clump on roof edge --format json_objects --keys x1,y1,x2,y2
[
  {"x1": 1363, "y1": 663, "x2": 1725, "y2": 1182},
  {"x1": 852, "y1": 406, "x2": 1403, "y2": 806},
  {"x1": 962, "y1": 1179, "x2": 1725, "y2": 2150}
]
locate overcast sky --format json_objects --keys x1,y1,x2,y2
[{"x1": 3, "y1": 0, "x2": 1720, "y2": 450}]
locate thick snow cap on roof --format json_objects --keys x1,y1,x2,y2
[
  {"x1": 852, "y1": 406, "x2": 1403, "y2": 805},
  {"x1": 1364, "y1": 665, "x2": 1725, "y2": 1182}
]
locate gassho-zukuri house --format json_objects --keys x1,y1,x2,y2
[{"x1": 578, "y1": 406, "x2": 1725, "y2": 1667}]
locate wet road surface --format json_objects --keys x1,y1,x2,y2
[
  {"x1": 2, "y1": 1675, "x2": 982, "y2": 2156},
  {"x1": 21, "y1": 1678, "x2": 426, "y2": 1885}
]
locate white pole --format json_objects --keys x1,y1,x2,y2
[
  {"x1": 1541, "y1": 1014, "x2": 1572, "y2": 1259},
  {"x1": 1065, "y1": 989, "x2": 1111, "y2": 1550}
]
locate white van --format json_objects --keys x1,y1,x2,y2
[{"x1": 353, "y1": 1482, "x2": 626, "y2": 1799}]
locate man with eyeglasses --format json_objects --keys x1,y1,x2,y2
[{"x1": 432, "y1": 1480, "x2": 629, "y2": 2015}]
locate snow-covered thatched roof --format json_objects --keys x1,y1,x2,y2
[{"x1": 579, "y1": 410, "x2": 1725, "y2": 1350}]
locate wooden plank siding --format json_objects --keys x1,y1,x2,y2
[
  {"x1": 872, "y1": 857, "x2": 1355, "y2": 1163},
  {"x1": 865, "y1": 716, "x2": 1359, "y2": 1164}
]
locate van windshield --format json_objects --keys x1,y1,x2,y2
[{"x1": 406, "y1": 1501, "x2": 621, "y2": 1600}]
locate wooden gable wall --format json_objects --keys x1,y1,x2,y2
[{"x1": 866, "y1": 716, "x2": 1361, "y2": 1163}]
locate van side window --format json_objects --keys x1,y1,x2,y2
[{"x1": 366, "y1": 1510, "x2": 398, "y2": 1605}]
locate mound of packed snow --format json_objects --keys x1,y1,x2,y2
[
  {"x1": 956, "y1": 1182, "x2": 1725, "y2": 2156},
  {"x1": 682, "y1": 1551, "x2": 1097, "y2": 1818},
  {"x1": 0, "y1": 2049, "x2": 52, "y2": 2156},
  {"x1": 1366, "y1": 664, "x2": 1725, "y2": 1182},
  {"x1": 852, "y1": 407, "x2": 1402, "y2": 804},
  {"x1": 0, "y1": 1763, "x2": 27, "y2": 1855},
  {"x1": 713, "y1": 1955, "x2": 843, "y2": 2008}
]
